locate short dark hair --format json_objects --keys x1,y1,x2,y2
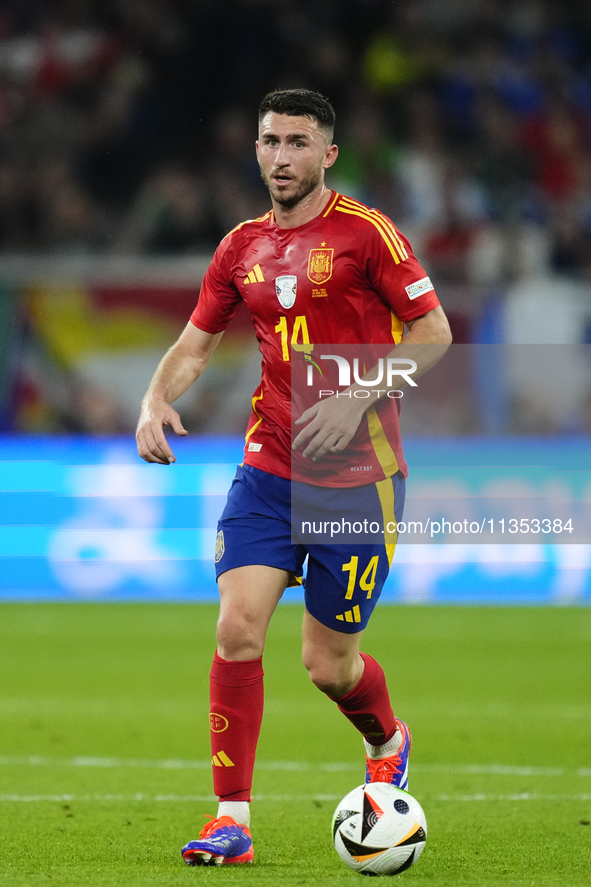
[{"x1": 258, "y1": 89, "x2": 335, "y2": 139}]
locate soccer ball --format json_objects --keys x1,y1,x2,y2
[{"x1": 332, "y1": 782, "x2": 427, "y2": 876}]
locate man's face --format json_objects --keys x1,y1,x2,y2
[{"x1": 256, "y1": 112, "x2": 337, "y2": 209}]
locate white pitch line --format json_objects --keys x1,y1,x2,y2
[
  {"x1": 1, "y1": 792, "x2": 590, "y2": 804},
  {"x1": 0, "y1": 755, "x2": 587, "y2": 777},
  {"x1": 434, "y1": 793, "x2": 591, "y2": 802},
  {"x1": 0, "y1": 755, "x2": 212, "y2": 771}
]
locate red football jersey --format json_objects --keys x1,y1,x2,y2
[{"x1": 191, "y1": 192, "x2": 440, "y2": 486}]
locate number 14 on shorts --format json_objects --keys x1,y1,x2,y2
[{"x1": 342, "y1": 555, "x2": 379, "y2": 599}]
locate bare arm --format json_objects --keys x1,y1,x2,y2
[
  {"x1": 292, "y1": 305, "x2": 452, "y2": 460},
  {"x1": 136, "y1": 322, "x2": 223, "y2": 464},
  {"x1": 383, "y1": 304, "x2": 452, "y2": 367}
]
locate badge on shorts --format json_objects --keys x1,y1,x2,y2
[
  {"x1": 275, "y1": 275, "x2": 297, "y2": 309},
  {"x1": 215, "y1": 530, "x2": 225, "y2": 563}
]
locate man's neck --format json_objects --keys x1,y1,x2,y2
[{"x1": 272, "y1": 185, "x2": 333, "y2": 229}]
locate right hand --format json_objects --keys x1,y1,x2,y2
[{"x1": 136, "y1": 399, "x2": 188, "y2": 464}]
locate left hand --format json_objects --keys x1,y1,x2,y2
[{"x1": 292, "y1": 394, "x2": 367, "y2": 461}]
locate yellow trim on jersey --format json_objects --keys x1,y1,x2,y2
[
  {"x1": 323, "y1": 190, "x2": 340, "y2": 217},
  {"x1": 336, "y1": 196, "x2": 408, "y2": 262},
  {"x1": 335, "y1": 205, "x2": 400, "y2": 264},
  {"x1": 375, "y1": 476, "x2": 398, "y2": 567},
  {"x1": 391, "y1": 310, "x2": 404, "y2": 344},
  {"x1": 339, "y1": 198, "x2": 408, "y2": 262},
  {"x1": 366, "y1": 404, "x2": 399, "y2": 482},
  {"x1": 224, "y1": 210, "x2": 273, "y2": 242},
  {"x1": 245, "y1": 390, "x2": 264, "y2": 441},
  {"x1": 339, "y1": 196, "x2": 408, "y2": 260}
]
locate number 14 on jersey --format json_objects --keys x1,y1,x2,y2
[{"x1": 275, "y1": 315, "x2": 310, "y2": 361}]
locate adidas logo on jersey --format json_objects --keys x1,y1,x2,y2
[{"x1": 244, "y1": 264, "x2": 265, "y2": 284}]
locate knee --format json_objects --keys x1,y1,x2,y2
[
  {"x1": 216, "y1": 609, "x2": 265, "y2": 660},
  {"x1": 303, "y1": 649, "x2": 357, "y2": 699}
]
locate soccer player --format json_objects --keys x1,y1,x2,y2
[{"x1": 136, "y1": 89, "x2": 451, "y2": 866}]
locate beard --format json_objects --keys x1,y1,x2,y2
[{"x1": 260, "y1": 163, "x2": 323, "y2": 209}]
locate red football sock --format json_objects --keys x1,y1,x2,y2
[
  {"x1": 209, "y1": 652, "x2": 264, "y2": 801},
  {"x1": 332, "y1": 652, "x2": 397, "y2": 746}
]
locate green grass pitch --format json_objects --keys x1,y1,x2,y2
[{"x1": 0, "y1": 603, "x2": 590, "y2": 886}]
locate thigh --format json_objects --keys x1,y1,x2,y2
[
  {"x1": 301, "y1": 606, "x2": 363, "y2": 664},
  {"x1": 218, "y1": 564, "x2": 290, "y2": 627},
  {"x1": 216, "y1": 564, "x2": 291, "y2": 659},
  {"x1": 301, "y1": 607, "x2": 364, "y2": 696}
]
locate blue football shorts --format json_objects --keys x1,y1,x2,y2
[{"x1": 214, "y1": 464, "x2": 405, "y2": 633}]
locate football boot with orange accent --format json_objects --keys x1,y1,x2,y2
[
  {"x1": 181, "y1": 815, "x2": 254, "y2": 866},
  {"x1": 365, "y1": 719, "x2": 412, "y2": 791}
]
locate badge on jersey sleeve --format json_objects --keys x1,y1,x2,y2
[{"x1": 275, "y1": 275, "x2": 297, "y2": 309}]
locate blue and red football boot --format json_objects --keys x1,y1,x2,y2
[
  {"x1": 182, "y1": 815, "x2": 254, "y2": 866},
  {"x1": 365, "y1": 719, "x2": 412, "y2": 791}
]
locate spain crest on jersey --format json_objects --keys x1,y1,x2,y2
[
  {"x1": 275, "y1": 275, "x2": 297, "y2": 309},
  {"x1": 307, "y1": 248, "x2": 334, "y2": 284}
]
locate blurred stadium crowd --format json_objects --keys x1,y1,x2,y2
[{"x1": 1, "y1": 0, "x2": 591, "y2": 436}]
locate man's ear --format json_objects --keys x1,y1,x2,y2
[{"x1": 323, "y1": 143, "x2": 339, "y2": 169}]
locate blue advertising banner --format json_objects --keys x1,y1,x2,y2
[{"x1": 0, "y1": 435, "x2": 589, "y2": 604}]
